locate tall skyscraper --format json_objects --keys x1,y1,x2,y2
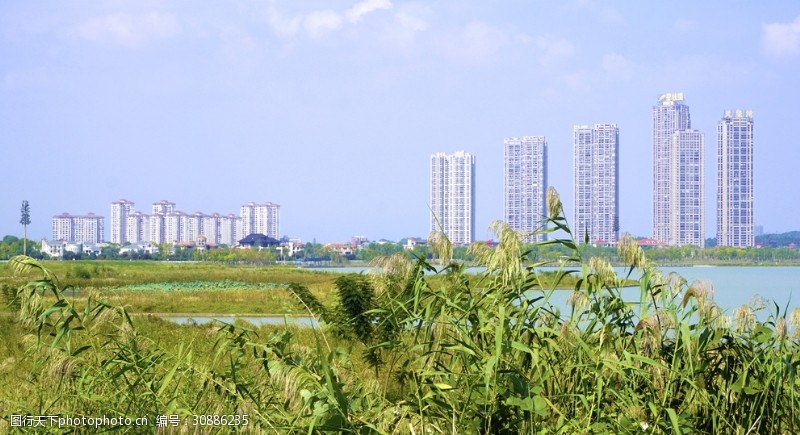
[
  {"x1": 430, "y1": 151, "x2": 475, "y2": 245},
  {"x1": 652, "y1": 93, "x2": 704, "y2": 247},
  {"x1": 110, "y1": 199, "x2": 134, "y2": 244},
  {"x1": 717, "y1": 110, "x2": 754, "y2": 247},
  {"x1": 670, "y1": 129, "x2": 705, "y2": 247},
  {"x1": 573, "y1": 124, "x2": 619, "y2": 244},
  {"x1": 504, "y1": 136, "x2": 547, "y2": 242}
]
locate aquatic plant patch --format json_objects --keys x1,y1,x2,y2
[{"x1": 112, "y1": 280, "x2": 286, "y2": 292}]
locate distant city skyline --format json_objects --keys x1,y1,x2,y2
[
  {"x1": 3, "y1": 2, "x2": 799, "y2": 243},
  {"x1": 50, "y1": 199, "x2": 279, "y2": 246}
]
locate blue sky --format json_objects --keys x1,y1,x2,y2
[{"x1": 2, "y1": 1, "x2": 799, "y2": 243}]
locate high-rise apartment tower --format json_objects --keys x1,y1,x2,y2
[
  {"x1": 717, "y1": 110, "x2": 754, "y2": 247},
  {"x1": 504, "y1": 136, "x2": 547, "y2": 242},
  {"x1": 574, "y1": 124, "x2": 619, "y2": 244},
  {"x1": 110, "y1": 199, "x2": 134, "y2": 244},
  {"x1": 430, "y1": 151, "x2": 475, "y2": 245},
  {"x1": 652, "y1": 93, "x2": 704, "y2": 247}
]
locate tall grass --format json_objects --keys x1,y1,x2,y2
[{"x1": 2, "y1": 188, "x2": 798, "y2": 433}]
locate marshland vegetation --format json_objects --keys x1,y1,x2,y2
[{"x1": 1, "y1": 189, "x2": 798, "y2": 433}]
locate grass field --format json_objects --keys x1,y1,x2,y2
[{"x1": 0, "y1": 259, "x2": 594, "y2": 316}]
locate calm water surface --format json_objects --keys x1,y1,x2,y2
[
  {"x1": 312, "y1": 265, "x2": 800, "y2": 315},
  {"x1": 160, "y1": 266, "x2": 799, "y2": 327},
  {"x1": 162, "y1": 315, "x2": 318, "y2": 327}
]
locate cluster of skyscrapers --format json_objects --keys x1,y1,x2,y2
[
  {"x1": 430, "y1": 93, "x2": 754, "y2": 248},
  {"x1": 53, "y1": 200, "x2": 280, "y2": 246}
]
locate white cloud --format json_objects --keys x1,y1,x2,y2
[
  {"x1": 439, "y1": 21, "x2": 508, "y2": 62},
  {"x1": 762, "y1": 16, "x2": 800, "y2": 57},
  {"x1": 377, "y1": 5, "x2": 429, "y2": 50},
  {"x1": 463, "y1": 22, "x2": 508, "y2": 57},
  {"x1": 303, "y1": 10, "x2": 342, "y2": 38},
  {"x1": 74, "y1": 12, "x2": 179, "y2": 46},
  {"x1": 602, "y1": 53, "x2": 634, "y2": 80},
  {"x1": 535, "y1": 36, "x2": 575, "y2": 65},
  {"x1": 266, "y1": 0, "x2": 395, "y2": 40},
  {"x1": 266, "y1": 4, "x2": 302, "y2": 38},
  {"x1": 395, "y1": 8, "x2": 428, "y2": 33},
  {"x1": 346, "y1": 0, "x2": 392, "y2": 24}
]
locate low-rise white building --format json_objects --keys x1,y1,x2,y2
[{"x1": 120, "y1": 242, "x2": 160, "y2": 256}]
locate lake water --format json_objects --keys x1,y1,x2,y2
[
  {"x1": 310, "y1": 265, "x2": 800, "y2": 316},
  {"x1": 161, "y1": 315, "x2": 319, "y2": 328},
  {"x1": 159, "y1": 265, "x2": 799, "y2": 327}
]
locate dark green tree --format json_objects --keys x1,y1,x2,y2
[{"x1": 20, "y1": 200, "x2": 31, "y2": 256}]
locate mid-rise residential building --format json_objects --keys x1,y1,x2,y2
[
  {"x1": 239, "y1": 202, "x2": 280, "y2": 239},
  {"x1": 652, "y1": 93, "x2": 704, "y2": 247},
  {"x1": 430, "y1": 151, "x2": 475, "y2": 245},
  {"x1": 152, "y1": 200, "x2": 176, "y2": 216},
  {"x1": 74, "y1": 213, "x2": 104, "y2": 244},
  {"x1": 164, "y1": 211, "x2": 187, "y2": 244},
  {"x1": 220, "y1": 214, "x2": 238, "y2": 246},
  {"x1": 110, "y1": 199, "x2": 134, "y2": 244},
  {"x1": 52, "y1": 213, "x2": 73, "y2": 241},
  {"x1": 717, "y1": 110, "x2": 754, "y2": 247},
  {"x1": 574, "y1": 124, "x2": 619, "y2": 244},
  {"x1": 99, "y1": 198, "x2": 274, "y2": 246},
  {"x1": 126, "y1": 211, "x2": 150, "y2": 244},
  {"x1": 149, "y1": 213, "x2": 165, "y2": 244},
  {"x1": 504, "y1": 136, "x2": 547, "y2": 242},
  {"x1": 51, "y1": 212, "x2": 105, "y2": 243},
  {"x1": 187, "y1": 212, "x2": 205, "y2": 243},
  {"x1": 203, "y1": 213, "x2": 219, "y2": 245}
]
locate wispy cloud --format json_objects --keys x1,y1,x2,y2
[
  {"x1": 303, "y1": 10, "x2": 342, "y2": 38},
  {"x1": 266, "y1": 4, "x2": 302, "y2": 39},
  {"x1": 438, "y1": 21, "x2": 509, "y2": 62},
  {"x1": 602, "y1": 53, "x2": 635, "y2": 80},
  {"x1": 267, "y1": 0, "x2": 392, "y2": 40},
  {"x1": 346, "y1": 0, "x2": 393, "y2": 24},
  {"x1": 74, "y1": 12, "x2": 180, "y2": 47},
  {"x1": 535, "y1": 36, "x2": 575, "y2": 65},
  {"x1": 379, "y1": 4, "x2": 429, "y2": 50},
  {"x1": 762, "y1": 16, "x2": 800, "y2": 57}
]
